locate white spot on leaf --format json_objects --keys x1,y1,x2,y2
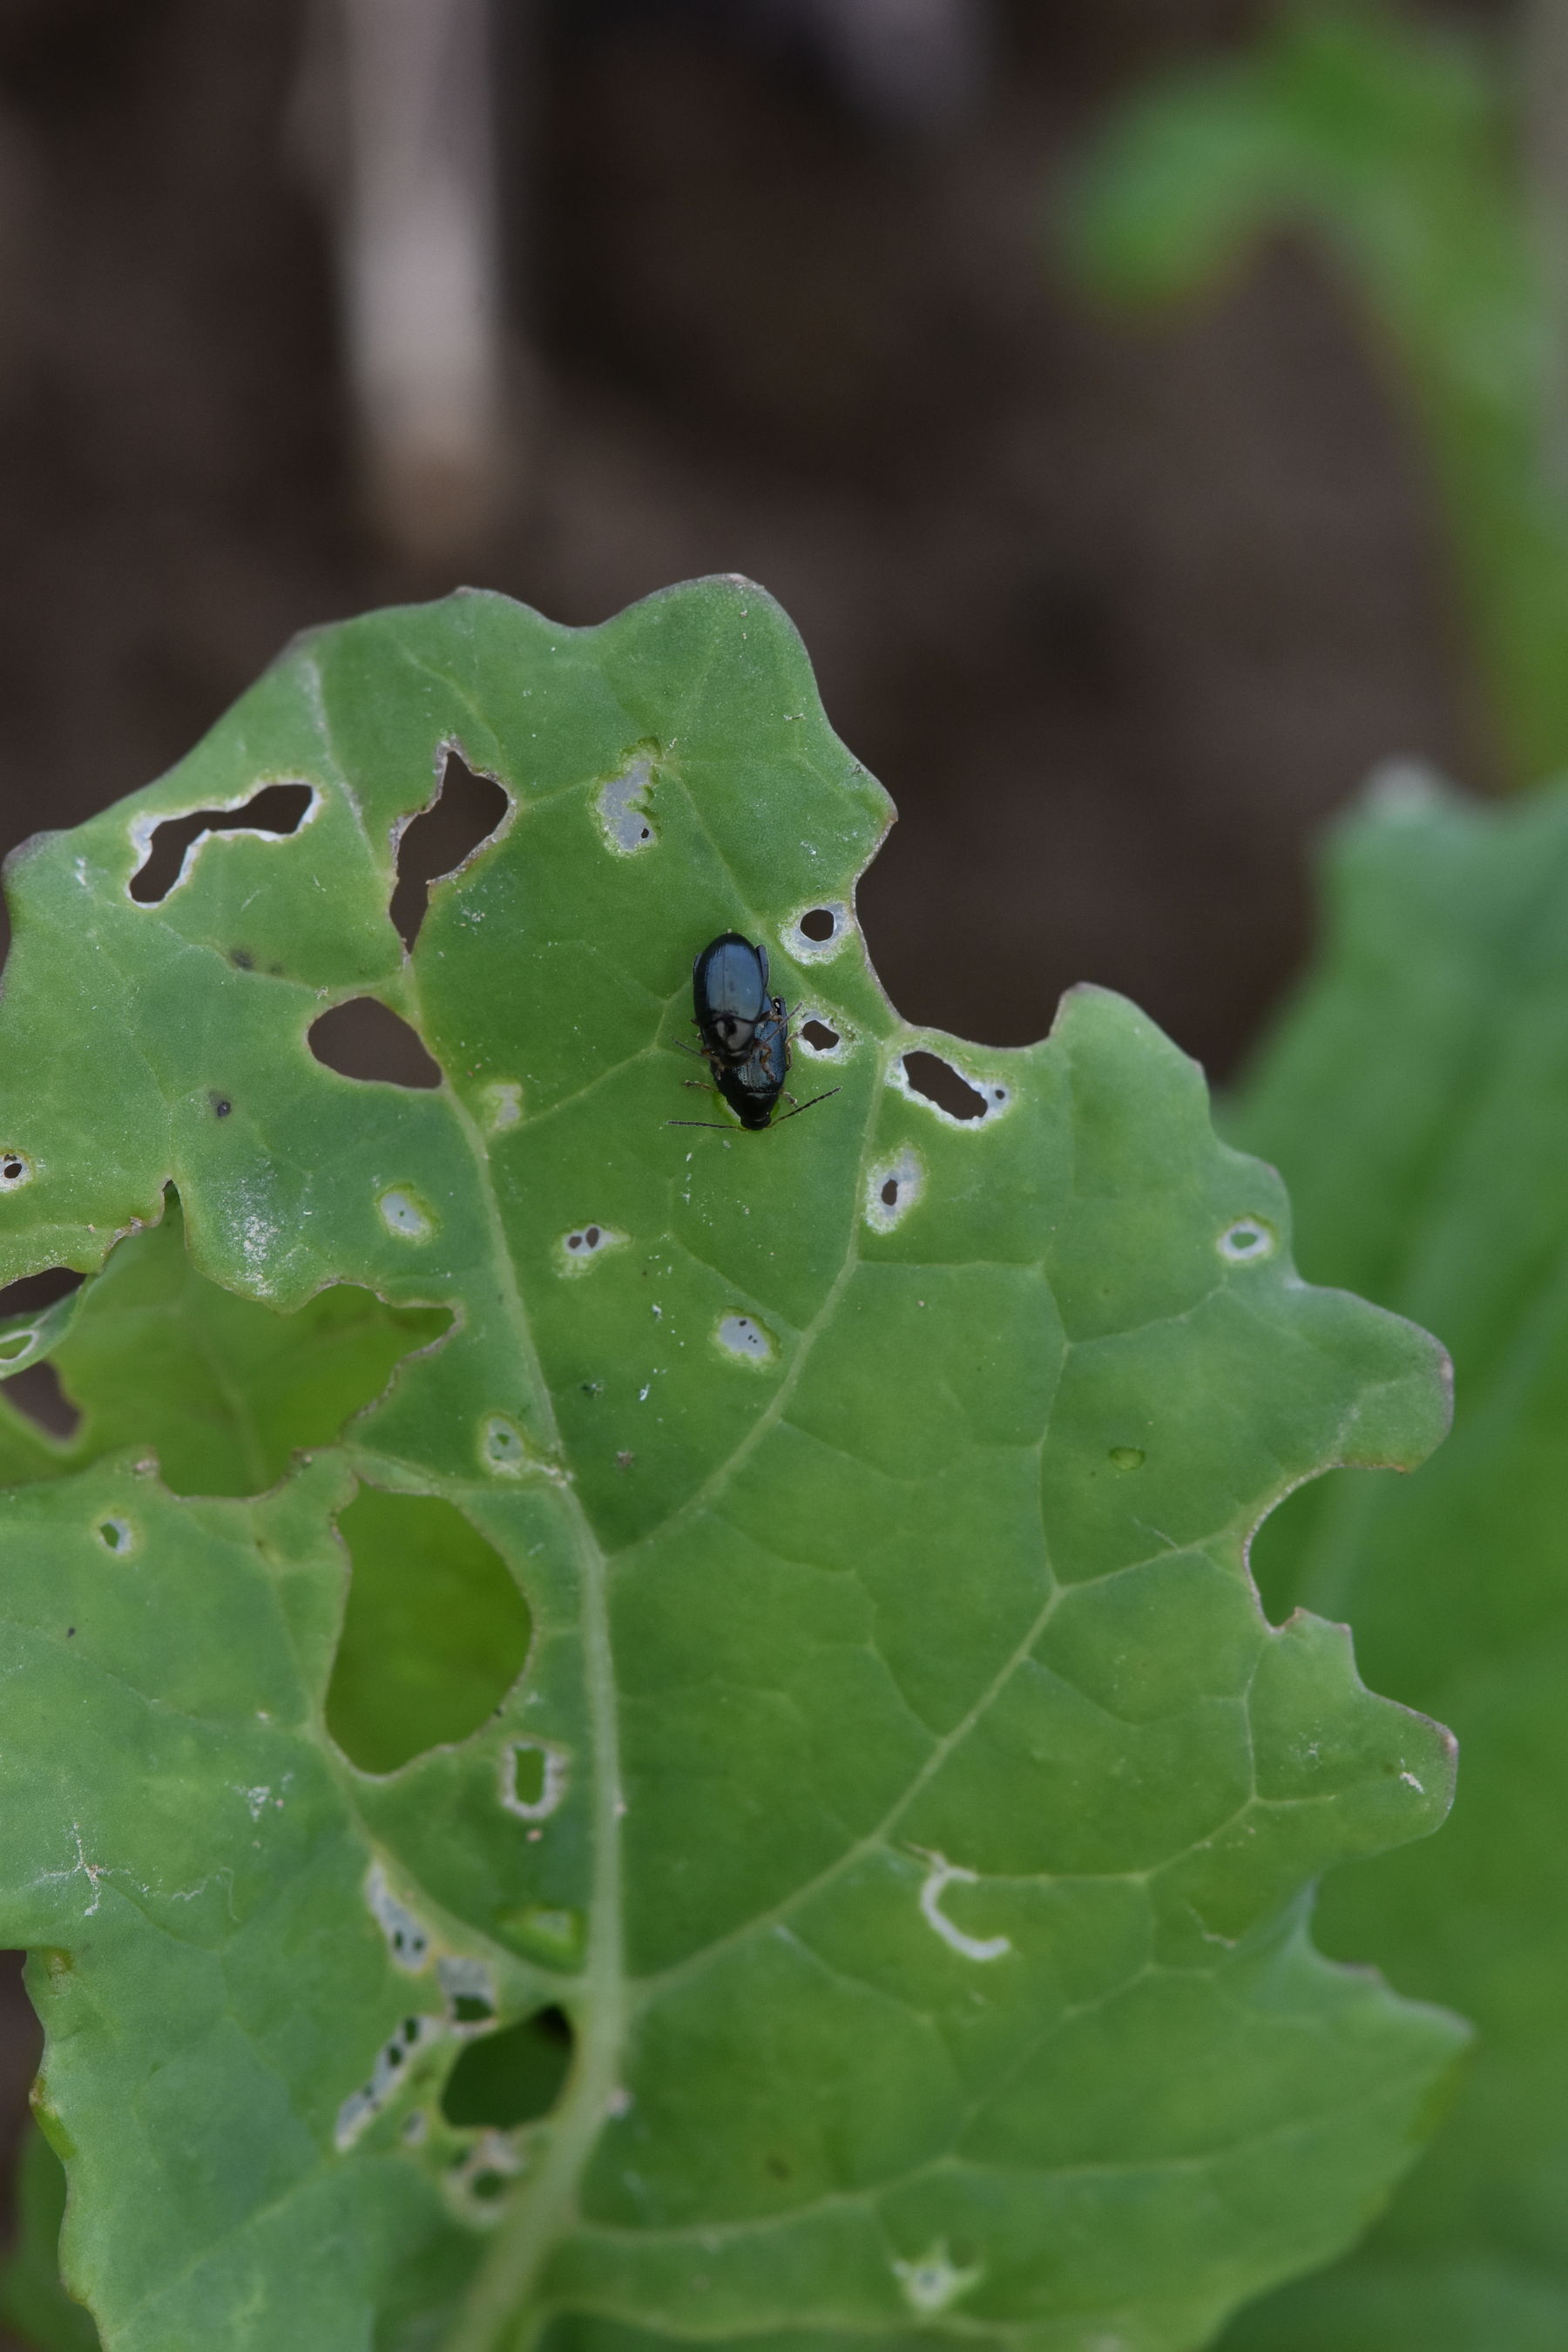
[
  {"x1": 481, "y1": 1081, "x2": 523, "y2": 1132},
  {"x1": 379, "y1": 1188, "x2": 434, "y2": 1240},
  {"x1": 481, "y1": 1416, "x2": 530, "y2": 1477},
  {"x1": 893, "y1": 2241, "x2": 982, "y2": 2315},
  {"x1": 335, "y1": 2011, "x2": 440, "y2": 2151},
  {"x1": 597, "y1": 755, "x2": 657, "y2": 853},
  {"x1": 715, "y1": 1313, "x2": 774, "y2": 1365},
  {"x1": 866, "y1": 1146, "x2": 923, "y2": 1234},
  {"x1": 367, "y1": 1863, "x2": 430, "y2": 1972},
  {"x1": 1218, "y1": 1218, "x2": 1274, "y2": 1265},
  {"x1": 501, "y1": 1739, "x2": 568, "y2": 1821},
  {"x1": 911, "y1": 1847, "x2": 1010, "y2": 1963},
  {"x1": 559, "y1": 1223, "x2": 623, "y2": 1274}
]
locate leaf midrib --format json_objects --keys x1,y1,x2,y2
[{"x1": 430, "y1": 1083, "x2": 628, "y2": 2352}]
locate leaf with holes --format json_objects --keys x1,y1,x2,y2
[{"x1": 0, "y1": 580, "x2": 1463, "y2": 2352}]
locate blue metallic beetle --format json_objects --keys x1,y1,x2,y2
[{"x1": 671, "y1": 932, "x2": 839, "y2": 1132}]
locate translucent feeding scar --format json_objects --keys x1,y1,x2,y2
[{"x1": 911, "y1": 1847, "x2": 1010, "y2": 1963}]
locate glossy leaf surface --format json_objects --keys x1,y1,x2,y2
[{"x1": 0, "y1": 583, "x2": 1462, "y2": 2351}]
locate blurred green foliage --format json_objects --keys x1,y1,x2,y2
[
  {"x1": 1219, "y1": 767, "x2": 1568, "y2": 2349},
  {"x1": 1068, "y1": 2, "x2": 1568, "y2": 788}
]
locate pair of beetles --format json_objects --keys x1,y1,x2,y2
[{"x1": 675, "y1": 932, "x2": 838, "y2": 1132}]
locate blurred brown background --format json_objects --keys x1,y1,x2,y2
[
  {"x1": 0, "y1": 0, "x2": 1510, "y2": 2310},
  {"x1": 0, "y1": 0, "x2": 1497, "y2": 1073}
]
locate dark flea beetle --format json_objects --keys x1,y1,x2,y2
[{"x1": 671, "y1": 931, "x2": 840, "y2": 1132}]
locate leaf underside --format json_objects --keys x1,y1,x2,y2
[
  {"x1": 1220, "y1": 768, "x2": 1568, "y2": 2350},
  {"x1": 0, "y1": 581, "x2": 1463, "y2": 2352}
]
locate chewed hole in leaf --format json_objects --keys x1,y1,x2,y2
[
  {"x1": 902, "y1": 1051, "x2": 1005, "y2": 1123},
  {"x1": 441, "y1": 2004, "x2": 574, "y2": 2129},
  {"x1": 335, "y1": 2011, "x2": 442, "y2": 2151},
  {"x1": 309, "y1": 1000, "x2": 443, "y2": 1089},
  {"x1": 439, "y1": 1955, "x2": 497, "y2": 2027},
  {"x1": 559, "y1": 1223, "x2": 623, "y2": 1273},
  {"x1": 596, "y1": 753, "x2": 658, "y2": 853},
  {"x1": 63, "y1": 1206, "x2": 450, "y2": 1497},
  {"x1": 3, "y1": 1360, "x2": 79, "y2": 1439},
  {"x1": 797, "y1": 1017, "x2": 841, "y2": 1054},
  {"x1": 391, "y1": 753, "x2": 510, "y2": 949},
  {"x1": 0, "y1": 1151, "x2": 30, "y2": 1188},
  {"x1": 867, "y1": 1146, "x2": 923, "y2": 1233},
  {"x1": 95, "y1": 1516, "x2": 133, "y2": 1555},
  {"x1": 786, "y1": 902, "x2": 850, "y2": 962},
  {"x1": 129, "y1": 782, "x2": 314, "y2": 905},
  {"x1": 0, "y1": 1268, "x2": 81, "y2": 1319},
  {"x1": 326, "y1": 1490, "x2": 531, "y2": 1774},
  {"x1": 715, "y1": 1313, "x2": 775, "y2": 1365},
  {"x1": 1219, "y1": 1218, "x2": 1276, "y2": 1264}
]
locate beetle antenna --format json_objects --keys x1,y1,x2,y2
[
  {"x1": 769, "y1": 1087, "x2": 841, "y2": 1125},
  {"x1": 666, "y1": 1119, "x2": 740, "y2": 1131}
]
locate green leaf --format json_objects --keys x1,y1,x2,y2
[
  {"x1": 1064, "y1": 4, "x2": 1568, "y2": 789},
  {"x1": 0, "y1": 2129, "x2": 100, "y2": 2351},
  {"x1": 0, "y1": 1197, "x2": 448, "y2": 1496},
  {"x1": 1221, "y1": 767, "x2": 1568, "y2": 2349},
  {"x1": 0, "y1": 581, "x2": 1463, "y2": 2351}
]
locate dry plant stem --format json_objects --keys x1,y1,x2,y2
[{"x1": 338, "y1": 0, "x2": 509, "y2": 557}]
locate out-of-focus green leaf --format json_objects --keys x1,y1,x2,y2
[
  {"x1": 0, "y1": 2128, "x2": 99, "y2": 2351},
  {"x1": 0, "y1": 583, "x2": 1463, "y2": 2350},
  {"x1": 1067, "y1": 4, "x2": 1568, "y2": 787},
  {"x1": 1222, "y1": 765, "x2": 1568, "y2": 2349}
]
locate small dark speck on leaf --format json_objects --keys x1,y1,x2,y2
[
  {"x1": 230, "y1": 950, "x2": 253, "y2": 970},
  {"x1": 65, "y1": 1627, "x2": 74, "y2": 1637},
  {"x1": 582, "y1": 1381, "x2": 602, "y2": 1397},
  {"x1": 212, "y1": 1096, "x2": 232, "y2": 1119}
]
